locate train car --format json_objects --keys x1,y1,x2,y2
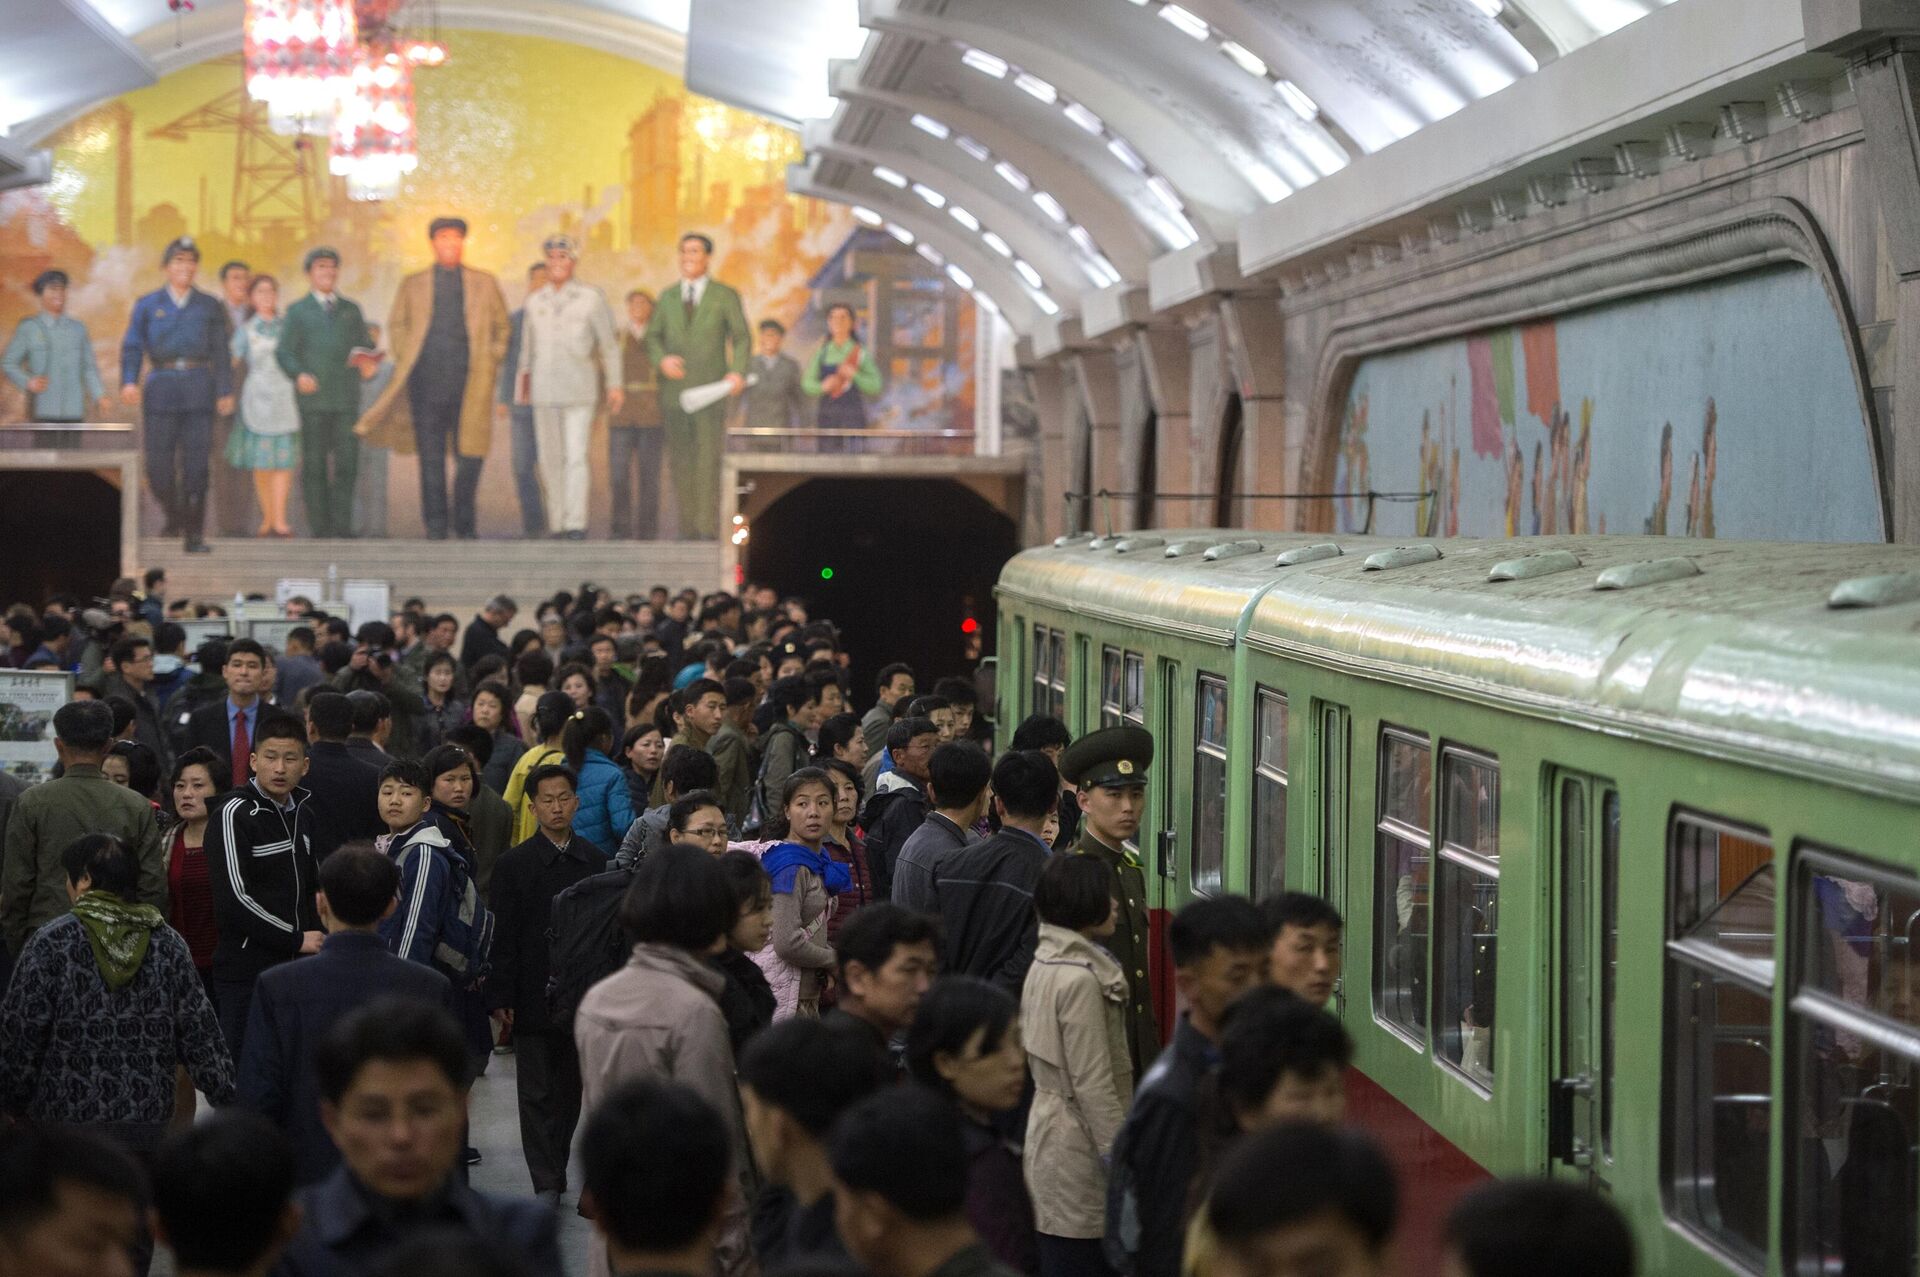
[{"x1": 995, "y1": 528, "x2": 1920, "y2": 1276}]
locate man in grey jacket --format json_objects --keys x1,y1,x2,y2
[
  {"x1": 889, "y1": 742, "x2": 991, "y2": 913},
  {"x1": 515, "y1": 234, "x2": 621, "y2": 540},
  {"x1": 737, "y1": 320, "x2": 805, "y2": 430}
]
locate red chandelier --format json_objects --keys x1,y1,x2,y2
[{"x1": 242, "y1": 0, "x2": 357, "y2": 136}]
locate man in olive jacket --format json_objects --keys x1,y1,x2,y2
[
  {"x1": 277, "y1": 247, "x2": 375, "y2": 537},
  {"x1": 646, "y1": 232, "x2": 751, "y2": 540},
  {"x1": 1, "y1": 701, "x2": 166, "y2": 955}
]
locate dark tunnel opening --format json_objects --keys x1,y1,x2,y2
[{"x1": 0, "y1": 471, "x2": 121, "y2": 608}]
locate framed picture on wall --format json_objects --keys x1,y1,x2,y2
[{"x1": 0, "y1": 670, "x2": 72, "y2": 785}]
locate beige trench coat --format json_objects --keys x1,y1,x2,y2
[
  {"x1": 1021, "y1": 922, "x2": 1135, "y2": 1238},
  {"x1": 354, "y1": 263, "x2": 509, "y2": 457}
]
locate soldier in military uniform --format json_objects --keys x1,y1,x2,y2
[
  {"x1": 1060, "y1": 723, "x2": 1160, "y2": 1080},
  {"x1": 119, "y1": 236, "x2": 234, "y2": 553}
]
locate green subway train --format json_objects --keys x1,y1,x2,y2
[{"x1": 993, "y1": 528, "x2": 1920, "y2": 1276}]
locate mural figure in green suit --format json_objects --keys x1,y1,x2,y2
[
  {"x1": 276, "y1": 247, "x2": 377, "y2": 538},
  {"x1": 646, "y1": 232, "x2": 751, "y2": 540}
]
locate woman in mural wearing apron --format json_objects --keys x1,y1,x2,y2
[
  {"x1": 224, "y1": 274, "x2": 301, "y2": 537},
  {"x1": 804, "y1": 302, "x2": 882, "y2": 452}
]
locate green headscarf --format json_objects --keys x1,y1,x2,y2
[{"x1": 68, "y1": 891, "x2": 164, "y2": 991}]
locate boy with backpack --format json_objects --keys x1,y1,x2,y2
[{"x1": 376, "y1": 759, "x2": 495, "y2": 989}]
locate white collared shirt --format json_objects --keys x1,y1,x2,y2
[{"x1": 680, "y1": 275, "x2": 708, "y2": 310}]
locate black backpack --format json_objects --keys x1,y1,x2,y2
[{"x1": 543, "y1": 863, "x2": 635, "y2": 1035}]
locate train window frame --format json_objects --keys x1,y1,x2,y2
[
  {"x1": 1031, "y1": 624, "x2": 1067, "y2": 722},
  {"x1": 1784, "y1": 846, "x2": 1920, "y2": 1277},
  {"x1": 1372, "y1": 725, "x2": 1432, "y2": 1048},
  {"x1": 1123, "y1": 651, "x2": 1146, "y2": 726},
  {"x1": 1101, "y1": 646, "x2": 1123, "y2": 728},
  {"x1": 1433, "y1": 745, "x2": 1499, "y2": 1095},
  {"x1": 1190, "y1": 673, "x2": 1230, "y2": 897},
  {"x1": 1250, "y1": 687, "x2": 1289, "y2": 900},
  {"x1": 1662, "y1": 809, "x2": 1776, "y2": 1272}
]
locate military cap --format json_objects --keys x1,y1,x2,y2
[
  {"x1": 161, "y1": 236, "x2": 200, "y2": 266},
  {"x1": 303, "y1": 246, "x2": 340, "y2": 271},
  {"x1": 31, "y1": 269, "x2": 68, "y2": 294},
  {"x1": 1059, "y1": 724, "x2": 1153, "y2": 789},
  {"x1": 541, "y1": 233, "x2": 579, "y2": 258},
  {"x1": 427, "y1": 216, "x2": 468, "y2": 239}
]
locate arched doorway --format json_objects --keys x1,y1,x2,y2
[
  {"x1": 745, "y1": 478, "x2": 1021, "y2": 694},
  {"x1": 0, "y1": 472, "x2": 121, "y2": 606}
]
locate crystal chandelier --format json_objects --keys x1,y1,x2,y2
[
  {"x1": 243, "y1": 0, "x2": 357, "y2": 136},
  {"x1": 329, "y1": 41, "x2": 418, "y2": 201}
]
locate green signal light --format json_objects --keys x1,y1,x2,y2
[{"x1": 820, "y1": 567, "x2": 835, "y2": 580}]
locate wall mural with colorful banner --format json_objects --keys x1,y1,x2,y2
[{"x1": 1332, "y1": 265, "x2": 1883, "y2": 543}]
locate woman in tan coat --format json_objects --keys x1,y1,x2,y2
[
  {"x1": 1021, "y1": 854, "x2": 1134, "y2": 1277},
  {"x1": 755, "y1": 767, "x2": 848, "y2": 1018}
]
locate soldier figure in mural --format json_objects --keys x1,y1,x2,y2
[
  {"x1": 3, "y1": 270, "x2": 108, "y2": 425},
  {"x1": 119, "y1": 236, "x2": 234, "y2": 555},
  {"x1": 515, "y1": 234, "x2": 623, "y2": 542},
  {"x1": 356, "y1": 216, "x2": 510, "y2": 540},
  {"x1": 501, "y1": 262, "x2": 551, "y2": 538},
  {"x1": 647, "y1": 232, "x2": 751, "y2": 541}
]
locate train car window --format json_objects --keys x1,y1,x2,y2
[
  {"x1": 1049, "y1": 629, "x2": 1068, "y2": 723},
  {"x1": 1101, "y1": 647, "x2": 1123, "y2": 728},
  {"x1": 1191, "y1": 675, "x2": 1230, "y2": 896},
  {"x1": 1787, "y1": 848, "x2": 1920, "y2": 1277},
  {"x1": 1031, "y1": 624, "x2": 1048, "y2": 718},
  {"x1": 1664, "y1": 812, "x2": 1775, "y2": 1270},
  {"x1": 1435, "y1": 748, "x2": 1498, "y2": 1091},
  {"x1": 1250, "y1": 689, "x2": 1289, "y2": 899},
  {"x1": 1031, "y1": 625, "x2": 1067, "y2": 722},
  {"x1": 1373, "y1": 727, "x2": 1432, "y2": 1044},
  {"x1": 1123, "y1": 652, "x2": 1146, "y2": 726}
]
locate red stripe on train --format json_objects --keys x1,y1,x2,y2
[{"x1": 1345, "y1": 1068, "x2": 1490, "y2": 1270}]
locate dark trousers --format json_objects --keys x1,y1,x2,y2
[
  {"x1": 608, "y1": 425, "x2": 664, "y2": 539},
  {"x1": 212, "y1": 409, "x2": 258, "y2": 535},
  {"x1": 513, "y1": 1029, "x2": 583, "y2": 1193},
  {"x1": 509, "y1": 406, "x2": 546, "y2": 536},
  {"x1": 300, "y1": 407, "x2": 360, "y2": 537},
  {"x1": 143, "y1": 406, "x2": 213, "y2": 511},
  {"x1": 214, "y1": 974, "x2": 255, "y2": 1060},
  {"x1": 1037, "y1": 1235, "x2": 1115, "y2": 1277},
  {"x1": 409, "y1": 382, "x2": 482, "y2": 537}
]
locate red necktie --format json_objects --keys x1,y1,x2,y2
[{"x1": 231, "y1": 710, "x2": 250, "y2": 788}]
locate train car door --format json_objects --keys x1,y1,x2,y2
[
  {"x1": 1550, "y1": 772, "x2": 1619, "y2": 1188},
  {"x1": 1150, "y1": 655, "x2": 1182, "y2": 1040},
  {"x1": 1312, "y1": 701, "x2": 1351, "y2": 1014}
]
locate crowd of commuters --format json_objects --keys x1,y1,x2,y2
[{"x1": 0, "y1": 568, "x2": 1639, "y2": 1277}]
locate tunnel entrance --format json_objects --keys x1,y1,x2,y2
[
  {"x1": 745, "y1": 478, "x2": 1020, "y2": 698},
  {"x1": 0, "y1": 471, "x2": 121, "y2": 607}
]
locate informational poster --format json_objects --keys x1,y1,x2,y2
[
  {"x1": 247, "y1": 619, "x2": 304, "y2": 651},
  {"x1": 177, "y1": 618, "x2": 232, "y2": 652},
  {"x1": 0, "y1": 670, "x2": 72, "y2": 785},
  {"x1": 342, "y1": 581, "x2": 391, "y2": 634}
]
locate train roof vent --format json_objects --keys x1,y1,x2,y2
[
  {"x1": 1275, "y1": 543, "x2": 1343, "y2": 568},
  {"x1": 1593, "y1": 557, "x2": 1700, "y2": 591},
  {"x1": 1488, "y1": 551, "x2": 1582, "y2": 582},
  {"x1": 1163, "y1": 540, "x2": 1210, "y2": 558},
  {"x1": 1087, "y1": 536, "x2": 1121, "y2": 550},
  {"x1": 1361, "y1": 544, "x2": 1442, "y2": 572},
  {"x1": 1828, "y1": 573, "x2": 1920, "y2": 609},
  {"x1": 1203, "y1": 539, "x2": 1265, "y2": 562},
  {"x1": 1052, "y1": 533, "x2": 1095, "y2": 548},
  {"x1": 1113, "y1": 536, "x2": 1166, "y2": 554}
]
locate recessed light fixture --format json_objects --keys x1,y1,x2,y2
[
  {"x1": 949, "y1": 205, "x2": 980, "y2": 231},
  {"x1": 851, "y1": 206, "x2": 883, "y2": 226},
  {"x1": 981, "y1": 231, "x2": 1013, "y2": 257},
  {"x1": 1220, "y1": 40, "x2": 1267, "y2": 77},
  {"x1": 1275, "y1": 80, "x2": 1319, "y2": 121},
  {"x1": 873, "y1": 165, "x2": 908, "y2": 188},
  {"x1": 912, "y1": 183, "x2": 948, "y2": 208},
  {"x1": 945, "y1": 263, "x2": 975, "y2": 290},
  {"x1": 961, "y1": 47, "x2": 1008, "y2": 77},
  {"x1": 1033, "y1": 191, "x2": 1067, "y2": 222},
  {"x1": 1014, "y1": 259, "x2": 1045, "y2": 289},
  {"x1": 1064, "y1": 102, "x2": 1103, "y2": 134},
  {"x1": 910, "y1": 113, "x2": 950, "y2": 139},
  {"x1": 1158, "y1": 4, "x2": 1212, "y2": 40},
  {"x1": 995, "y1": 161, "x2": 1030, "y2": 191},
  {"x1": 1015, "y1": 72, "x2": 1058, "y2": 103}
]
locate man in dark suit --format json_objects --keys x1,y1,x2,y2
[
  {"x1": 931, "y1": 748, "x2": 1059, "y2": 996},
  {"x1": 181, "y1": 636, "x2": 270, "y2": 789},
  {"x1": 460, "y1": 594, "x2": 515, "y2": 670},
  {"x1": 301, "y1": 692, "x2": 383, "y2": 862},
  {"x1": 238, "y1": 843, "x2": 451, "y2": 1186}
]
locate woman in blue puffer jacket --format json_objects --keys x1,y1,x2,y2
[{"x1": 561, "y1": 705, "x2": 635, "y2": 851}]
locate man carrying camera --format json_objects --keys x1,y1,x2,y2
[{"x1": 327, "y1": 622, "x2": 429, "y2": 761}]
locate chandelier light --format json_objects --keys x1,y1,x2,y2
[
  {"x1": 329, "y1": 42, "x2": 419, "y2": 200},
  {"x1": 244, "y1": 0, "x2": 357, "y2": 136}
]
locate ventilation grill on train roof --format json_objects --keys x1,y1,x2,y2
[
  {"x1": 1828, "y1": 573, "x2": 1920, "y2": 609},
  {"x1": 1488, "y1": 551, "x2": 1582, "y2": 582},
  {"x1": 1113, "y1": 536, "x2": 1165, "y2": 554},
  {"x1": 1275, "y1": 544, "x2": 1342, "y2": 567},
  {"x1": 1053, "y1": 533, "x2": 1095, "y2": 548},
  {"x1": 1362, "y1": 545, "x2": 1442, "y2": 571},
  {"x1": 1593, "y1": 558, "x2": 1700, "y2": 590},
  {"x1": 1203, "y1": 540, "x2": 1265, "y2": 561}
]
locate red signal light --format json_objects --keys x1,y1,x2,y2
[{"x1": 960, "y1": 617, "x2": 979, "y2": 634}]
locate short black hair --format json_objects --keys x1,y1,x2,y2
[
  {"x1": 225, "y1": 637, "x2": 267, "y2": 664},
  {"x1": 1011, "y1": 714, "x2": 1071, "y2": 752},
  {"x1": 1445, "y1": 1179, "x2": 1635, "y2": 1277},
  {"x1": 886, "y1": 716, "x2": 938, "y2": 753},
  {"x1": 422, "y1": 742, "x2": 476, "y2": 787},
  {"x1": 758, "y1": 318, "x2": 786, "y2": 336},
  {"x1": 525, "y1": 763, "x2": 577, "y2": 799},
  {"x1": 737, "y1": 1017, "x2": 888, "y2": 1137},
  {"x1": 583, "y1": 1079, "x2": 732, "y2": 1252},
  {"x1": 60, "y1": 832, "x2": 138, "y2": 896},
  {"x1": 108, "y1": 739, "x2": 161, "y2": 797},
  {"x1": 829, "y1": 1087, "x2": 968, "y2": 1221},
  {"x1": 1169, "y1": 895, "x2": 1271, "y2": 968},
  {"x1": 931, "y1": 676, "x2": 976, "y2": 707},
  {"x1": 0, "y1": 1124, "x2": 147, "y2": 1244},
  {"x1": 378, "y1": 759, "x2": 431, "y2": 791},
  {"x1": 53, "y1": 699, "x2": 113, "y2": 751},
  {"x1": 1036, "y1": 853, "x2": 1113, "y2": 931},
  {"x1": 803, "y1": 668, "x2": 840, "y2": 705},
  {"x1": 875, "y1": 661, "x2": 914, "y2": 691},
  {"x1": 620, "y1": 844, "x2": 735, "y2": 950},
  {"x1": 109, "y1": 634, "x2": 150, "y2": 667},
  {"x1": 445, "y1": 723, "x2": 493, "y2": 766},
  {"x1": 721, "y1": 676, "x2": 756, "y2": 707},
  {"x1": 767, "y1": 675, "x2": 810, "y2": 717},
  {"x1": 308, "y1": 690, "x2": 354, "y2": 740},
  {"x1": 680, "y1": 232, "x2": 715, "y2": 253},
  {"x1": 684, "y1": 676, "x2": 723, "y2": 704},
  {"x1": 314, "y1": 997, "x2": 471, "y2": 1104},
  {"x1": 254, "y1": 712, "x2": 308, "y2": 752},
  {"x1": 668, "y1": 790, "x2": 724, "y2": 833},
  {"x1": 661, "y1": 744, "x2": 719, "y2": 797},
  {"x1": 926, "y1": 741, "x2": 991, "y2": 810},
  {"x1": 1263, "y1": 890, "x2": 1343, "y2": 935},
  {"x1": 100, "y1": 694, "x2": 137, "y2": 736},
  {"x1": 516, "y1": 649, "x2": 555, "y2": 687},
  {"x1": 989, "y1": 748, "x2": 1057, "y2": 819},
  {"x1": 813, "y1": 712, "x2": 861, "y2": 761},
  {"x1": 1209, "y1": 1124, "x2": 1396, "y2": 1254},
  {"x1": 319, "y1": 841, "x2": 401, "y2": 926},
  {"x1": 717, "y1": 848, "x2": 771, "y2": 913},
  {"x1": 903, "y1": 694, "x2": 950, "y2": 719},
  {"x1": 1218, "y1": 987, "x2": 1352, "y2": 1115},
  {"x1": 905, "y1": 976, "x2": 1018, "y2": 1097},
  {"x1": 348, "y1": 689, "x2": 390, "y2": 733},
  {"x1": 151, "y1": 1109, "x2": 293, "y2": 1270},
  {"x1": 835, "y1": 903, "x2": 940, "y2": 982}
]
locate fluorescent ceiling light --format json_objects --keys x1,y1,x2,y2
[
  {"x1": 917, "y1": 243, "x2": 946, "y2": 266},
  {"x1": 1015, "y1": 72, "x2": 1058, "y2": 104},
  {"x1": 1245, "y1": 164, "x2": 1292, "y2": 203},
  {"x1": 885, "y1": 224, "x2": 915, "y2": 245},
  {"x1": 873, "y1": 166, "x2": 908, "y2": 188},
  {"x1": 961, "y1": 47, "x2": 1008, "y2": 78},
  {"x1": 1275, "y1": 80, "x2": 1319, "y2": 121},
  {"x1": 972, "y1": 290, "x2": 1000, "y2": 315},
  {"x1": 981, "y1": 231, "x2": 1013, "y2": 257},
  {"x1": 851, "y1": 206, "x2": 883, "y2": 226},
  {"x1": 946, "y1": 264, "x2": 975, "y2": 290},
  {"x1": 1033, "y1": 191, "x2": 1067, "y2": 223},
  {"x1": 1091, "y1": 255, "x2": 1123, "y2": 287},
  {"x1": 1158, "y1": 4, "x2": 1212, "y2": 40},
  {"x1": 995, "y1": 161, "x2": 1030, "y2": 192},
  {"x1": 912, "y1": 183, "x2": 947, "y2": 208},
  {"x1": 1033, "y1": 292, "x2": 1061, "y2": 316},
  {"x1": 1220, "y1": 40, "x2": 1267, "y2": 77},
  {"x1": 1469, "y1": 0, "x2": 1504, "y2": 14},
  {"x1": 1014, "y1": 259, "x2": 1045, "y2": 289},
  {"x1": 1145, "y1": 176, "x2": 1184, "y2": 216},
  {"x1": 911, "y1": 113, "x2": 951, "y2": 139},
  {"x1": 955, "y1": 135, "x2": 991, "y2": 163},
  {"x1": 1067, "y1": 225, "x2": 1098, "y2": 253},
  {"x1": 1107, "y1": 137, "x2": 1146, "y2": 173},
  {"x1": 1064, "y1": 102, "x2": 1103, "y2": 134},
  {"x1": 949, "y1": 205, "x2": 981, "y2": 231}
]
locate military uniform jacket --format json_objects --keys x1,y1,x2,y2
[
  {"x1": 516, "y1": 279, "x2": 620, "y2": 408},
  {"x1": 0, "y1": 764, "x2": 168, "y2": 953},
  {"x1": 3, "y1": 312, "x2": 104, "y2": 421},
  {"x1": 644, "y1": 276, "x2": 751, "y2": 396},
  {"x1": 275, "y1": 293, "x2": 374, "y2": 413},
  {"x1": 1071, "y1": 827, "x2": 1159, "y2": 1080},
  {"x1": 119, "y1": 286, "x2": 232, "y2": 410}
]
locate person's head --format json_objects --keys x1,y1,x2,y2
[
  {"x1": 826, "y1": 301, "x2": 856, "y2": 343},
  {"x1": 906, "y1": 977, "x2": 1025, "y2": 1117},
  {"x1": 829, "y1": 1087, "x2": 969, "y2": 1273},
  {"x1": 428, "y1": 217, "x2": 467, "y2": 268},
  {"x1": 717, "y1": 849, "x2": 773, "y2": 953},
  {"x1": 52, "y1": 699, "x2": 113, "y2": 765},
  {"x1": 468, "y1": 681, "x2": 511, "y2": 735},
  {"x1": 836, "y1": 904, "x2": 940, "y2": 1034},
  {"x1": 167, "y1": 746, "x2": 221, "y2": 825},
  {"x1": 756, "y1": 317, "x2": 786, "y2": 356},
  {"x1": 101, "y1": 695, "x2": 138, "y2": 743},
  {"x1": 318, "y1": 841, "x2": 402, "y2": 931},
  {"x1": 305, "y1": 690, "x2": 354, "y2": 744},
  {"x1": 1208, "y1": 1124, "x2": 1397, "y2": 1277},
  {"x1": 767, "y1": 675, "x2": 811, "y2": 728},
  {"x1": 540, "y1": 233, "x2": 577, "y2": 286},
  {"x1": 561, "y1": 705, "x2": 615, "y2": 773},
  {"x1": 820, "y1": 757, "x2": 864, "y2": 829},
  {"x1": 105, "y1": 740, "x2": 160, "y2": 800},
  {"x1": 904, "y1": 695, "x2": 954, "y2": 742},
  {"x1": 223, "y1": 638, "x2": 267, "y2": 702},
  {"x1": 1442, "y1": 1179, "x2": 1634, "y2": 1277},
  {"x1": 926, "y1": 742, "x2": 992, "y2": 822},
  {"x1": 32, "y1": 268, "x2": 69, "y2": 314},
  {"x1": 1009, "y1": 713, "x2": 1070, "y2": 761},
  {"x1": 586, "y1": 634, "x2": 617, "y2": 674},
  {"x1": 555, "y1": 661, "x2": 594, "y2": 709},
  {"x1": 422, "y1": 650, "x2": 458, "y2": 700},
  {"x1": 515, "y1": 648, "x2": 554, "y2": 691},
  {"x1": 814, "y1": 712, "x2": 866, "y2": 769},
  {"x1": 377, "y1": 760, "x2": 431, "y2": 832},
  {"x1": 738, "y1": 1017, "x2": 888, "y2": 1184},
  {"x1": 249, "y1": 714, "x2": 309, "y2": 800},
  {"x1": 422, "y1": 743, "x2": 476, "y2": 811},
  {"x1": 678, "y1": 232, "x2": 713, "y2": 279},
  {"x1": 1077, "y1": 773, "x2": 1146, "y2": 845},
  {"x1": 1035, "y1": 852, "x2": 1116, "y2": 939},
  {"x1": 1171, "y1": 896, "x2": 1271, "y2": 1039},
  {"x1": 217, "y1": 257, "x2": 247, "y2": 301},
  {"x1": 316, "y1": 999, "x2": 471, "y2": 1203},
  {"x1": 60, "y1": 833, "x2": 138, "y2": 902},
  {"x1": 886, "y1": 717, "x2": 939, "y2": 784},
  {"x1": 626, "y1": 289, "x2": 654, "y2": 328},
  {"x1": 522, "y1": 764, "x2": 579, "y2": 842},
  {"x1": 302, "y1": 245, "x2": 340, "y2": 295},
  {"x1": 0, "y1": 1124, "x2": 147, "y2": 1277},
  {"x1": 666, "y1": 789, "x2": 729, "y2": 856},
  {"x1": 1218, "y1": 986, "x2": 1351, "y2": 1129},
  {"x1": 531, "y1": 690, "x2": 575, "y2": 744},
  {"x1": 805, "y1": 668, "x2": 844, "y2": 720},
  {"x1": 481, "y1": 593, "x2": 516, "y2": 628},
  {"x1": 930, "y1": 677, "x2": 977, "y2": 737},
  {"x1": 874, "y1": 662, "x2": 915, "y2": 709},
  {"x1": 248, "y1": 272, "x2": 279, "y2": 318},
  {"x1": 149, "y1": 1109, "x2": 297, "y2": 1276},
  {"x1": 1262, "y1": 893, "x2": 1343, "y2": 1008},
  {"x1": 581, "y1": 1079, "x2": 732, "y2": 1264},
  {"x1": 621, "y1": 722, "x2": 664, "y2": 777},
  {"x1": 621, "y1": 843, "x2": 735, "y2": 952},
  {"x1": 347, "y1": 689, "x2": 390, "y2": 741},
  {"x1": 779, "y1": 766, "x2": 835, "y2": 847},
  {"x1": 658, "y1": 743, "x2": 719, "y2": 803},
  {"x1": 108, "y1": 636, "x2": 152, "y2": 689},
  {"x1": 988, "y1": 748, "x2": 1057, "y2": 826},
  {"x1": 683, "y1": 677, "x2": 726, "y2": 738}
]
